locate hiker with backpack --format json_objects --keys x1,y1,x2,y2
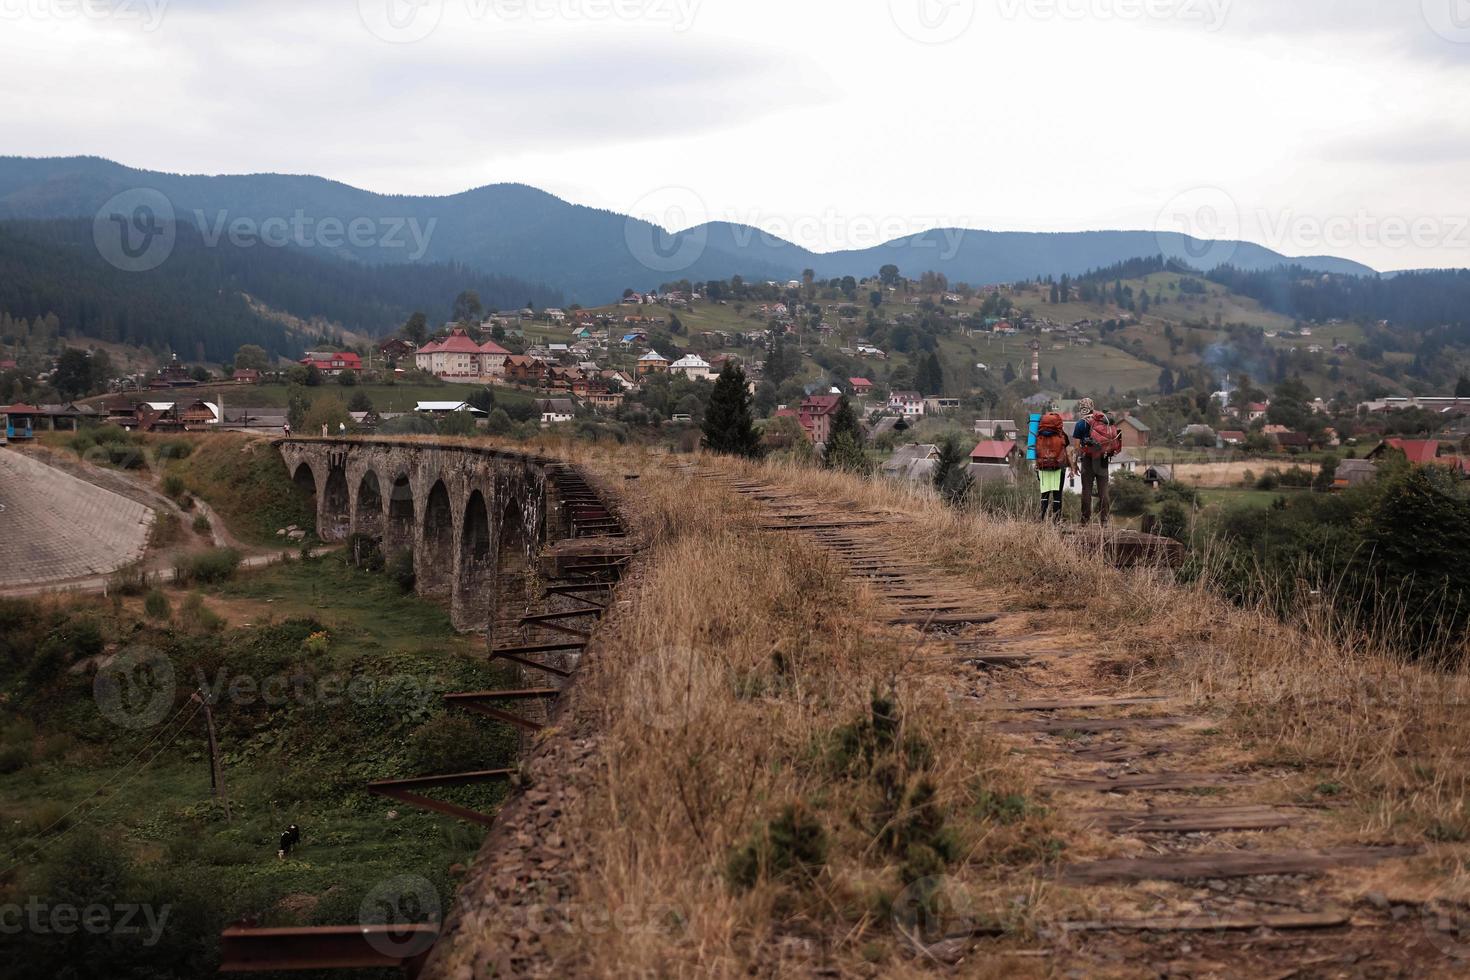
[
  {"x1": 1072, "y1": 398, "x2": 1122, "y2": 526},
  {"x1": 1033, "y1": 411, "x2": 1076, "y2": 520}
]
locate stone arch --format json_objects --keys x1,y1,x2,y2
[
  {"x1": 354, "y1": 470, "x2": 384, "y2": 539},
  {"x1": 385, "y1": 473, "x2": 415, "y2": 557},
  {"x1": 418, "y1": 479, "x2": 454, "y2": 597},
  {"x1": 453, "y1": 489, "x2": 494, "y2": 631},
  {"x1": 290, "y1": 462, "x2": 318, "y2": 535},
  {"x1": 321, "y1": 465, "x2": 351, "y2": 542},
  {"x1": 497, "y1": 496, "x2": 535, "y2": 624}
]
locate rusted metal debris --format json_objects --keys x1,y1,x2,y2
[
  {"x1": 366, "y1": 769, "x2": 515, "y2": 826},
  {"x1": 219, "y1": 924, "x2": 438, "y2": 974},
  {"x1": 445, "y1": 689, "x2": 560, "y2": 733}
]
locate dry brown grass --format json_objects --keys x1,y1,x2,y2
[
  {"x1": 724, "y1": 455, "x2": 1470, "y2": 897},
  {"x1": 362, "y1": 432, "x2": 1470, "y2": 964},
  {"x1": 513, "y1": 452, "x2": 1059, "y2": 976}
]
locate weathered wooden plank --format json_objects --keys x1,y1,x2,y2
[
  {"x1": 1059, "y1": 846, "x2": 1421, "y2": 884},
  {"x1": 1076, "y1": 805, "x2": 1303, "y2": 834},
  {"x1": 995, "y1": 716, "x2": 1198, "y2": 735},
  {"x1": 889, "y1": 612, "x2": 1002, "y2": 626},
  {"x1": 1047, "y1": 772, "x2": 1253, "y2": 792},
  {"x1": 981, "y1": 696, "x2": 1171, "y2": 712},
  {"x1": 1063, "y1": 911, "x2": 1348, "y2": 933}
]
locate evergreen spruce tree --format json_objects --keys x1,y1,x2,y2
[
  {"x1": 701, "y1": 363, "x2": 763, "y2": 458},
  {"x1": 823, "y1": 396, "x2": 870, "y2": 473},
  {"x1": 932, "y1": 435, "x2": 973, "y2": 506}
]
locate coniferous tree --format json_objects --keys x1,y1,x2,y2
[
  {"x1": 932, "y1": 435, "x2": 973, "y2": 505},
  {"x1": 823, "y1": 395, "x2": 870, "y2": 473},
  {"x1": 702, "y1": 363, "x2": 763, "y2": 458}
]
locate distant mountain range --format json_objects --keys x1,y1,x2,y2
[{"x1": 0, "y1": 156, "x2": 1378, "y2": 306}]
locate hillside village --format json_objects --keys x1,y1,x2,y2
[{"x1": 4, "y1": 266, "x2": 1470, "y2": 493}]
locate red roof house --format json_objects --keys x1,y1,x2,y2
[
  {"x1": 300, "y1": 352, "x2": 362, "y2": 376},
  {"x1": 850, "y1": 378, "x2": 874, "y2": 395},
  {"x1": 970, "y1": 439, "x2": 1020, "y2": 465},
  {"x1": 1370, "y1": 438, "x2": 1442, "y2": 465}
]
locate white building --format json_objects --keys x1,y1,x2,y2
[{"x1": 669, "y1": 354, "x2": 714, "y2": 381}]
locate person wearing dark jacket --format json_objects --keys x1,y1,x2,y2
[{"x1": 1072, "y1": 398, "x2": 1110, "y2": 526}]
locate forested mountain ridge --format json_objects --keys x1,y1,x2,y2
[
  {"x1": 0, "y1": 219, "x2": 560, "y2": 362},
  {"x1": 1, "y1": 156, "x2": 1381, "y2": 305}
]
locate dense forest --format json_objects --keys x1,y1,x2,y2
[
  {"x1": 1205, "y1": 264, "x2": 1470, "y2": 334},
  {"x1": 0, "y1": 220, "x2": 561, "y2": 362}
]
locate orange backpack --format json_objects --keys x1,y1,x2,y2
[{"x1": 1035, "y1": 412, "x2": 1068, "y2": 471}]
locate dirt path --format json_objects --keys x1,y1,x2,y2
[{"x1": 684, "y1": 461, "x2": 1460, "y2": 978}]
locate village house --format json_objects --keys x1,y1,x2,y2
[
  {"x1": 1119, "y1": 415, "x2": 1150, "y2": 450},
  {"x1": 503, "y1": 356, "x2": 546, "y2": 386},
  {"x1": 970, "y1": 440, "x2": 1020, "y2": 466},
  {"x1": 1, "y1": 403, "x2": 39, "y2": 442},
  {"x1": 537, "y1": 398, "x2": 577, "y2": 424},
  {"x1": 923, "y1": 397, "x2": 961, "y2": 414},
  {"x1": 637, "y1": 351, "x2": 670, "y2": 376},
  {"x1": 378, "y1": 337, "x2": 416, "y2": 364},
  {"x1": 1368, "y1": 438, "x2": 1445, "y2": 466},
  {"x1": 849, "y1": 378, "x2": 875, "y2": 397},
  {"x1": 669, "y1": 354, "x2": 714, "y2": 381},
  {"x1": 880, "y1": 444, "x2": 940, "y2": 483},
  {"x1": 798, "y1": 394, "x2": 842, "y2": 445},
  {"x1": 414, "y1": 401, "x2": 486, "y2": 418},
  {"x1": 973, "y1": 418, "x2": 1021, "y2": 441},
  {"x1": 300, "y1": 351, "x2": 363, "y2": 377},
  {"x1": 888, "y1": 391, "x2": 925, "y2": 418}
]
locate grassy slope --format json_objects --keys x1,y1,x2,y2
[
  {"x1": 168, "y1": 434, "x2": 316, "y2": 546},
  {"x1": 0, "y1": 557, "x2": 518, "y2": 978}
]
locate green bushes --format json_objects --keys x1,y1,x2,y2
[
  {"x1": 143, "y1": 589, "x2": 171, "y2": 620},
  {"x1": 173, "y1": 548, "x2": 241, "y2": 586},
  {"x1": 192, "y1": 513, "x2": 212, "y2": 535},
  {"x1": 725, "y1": 803, "x2": 829, "y2": 890},
  {"x1": 1108, "y1": 472, "x2": 1151, "y2": 517}
]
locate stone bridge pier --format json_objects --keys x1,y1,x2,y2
[{"x1": 278, "y1": 439, "x2": 555, "y2": 632}]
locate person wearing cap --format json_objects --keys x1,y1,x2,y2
[{"x1": 1072, "y1": 397, "x2": 1110, "y2": 525}]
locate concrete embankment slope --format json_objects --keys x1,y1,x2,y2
[{"x1": 0, "y1": 447, "x2": 154, "y2": 587}]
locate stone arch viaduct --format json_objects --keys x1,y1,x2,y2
[{"x1": 277, "y1": 438, "x2": 569, "y2": 632}]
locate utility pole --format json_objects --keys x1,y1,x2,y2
[{"x1": 193, "y1": 690, "x2": 231, "y2": 822}]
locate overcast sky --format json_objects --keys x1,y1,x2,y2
[{"x1": 4, "y1": 0, "x2": 1470, "y2": 270}]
